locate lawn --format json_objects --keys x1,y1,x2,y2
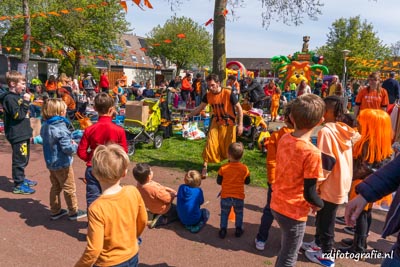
[{"x1": 131, "y1": 134, "x2": 268, "y2": 188}]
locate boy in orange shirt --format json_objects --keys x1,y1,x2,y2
[
  {"x1": 75, "y1": 144, "x2": 147, "y2": 267},
  {"x1": 270, "y1": 94, "x2": 325, "y2": 267},
  {"x1": 254, "y1": 102, "x2": 294, "y2": 251},
  {"x1": 133, "y1": 163, "x2": 178, "y2": 228},
  {"x1": 217, "y1": 142, "x2": 250, "y2": 239}
]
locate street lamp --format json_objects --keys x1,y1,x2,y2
[{"x1": 342, "y1": 49, "x2": 351, "y2": 88}]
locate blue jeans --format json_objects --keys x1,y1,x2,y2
[
  {"x1": 256, "y1": 185, "x2": 274, "y2": 242},
  {"x1": 290, "y1": 90, "x2": 297, "y2": 100},
  {"x1": 272, "y1": 210, "x2": 306, "y2": 267},
  {"x1": 220, "y1": 197, "x2": 244, "y2": 229},
  {"x1": 94, "y1": 253, "x2": 138, "y2": 267},
  {"x1": 85, "y1": 166, "x2": 102, "y2": 208},
  {"x1": 29, "y1": 105, "x2": 42, "y2": 118}
]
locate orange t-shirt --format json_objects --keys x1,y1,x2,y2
[
  {"x1": 266, "y1": 127, "x2": 294, "y2": 184},
  {"x1": 136, "y1": 180, "x2": 174, "y2": 215},
  {"x1": 218, "y1": 162, "x2": 250, "y2": 200},
  {"x1": 271, "y1": 133, "x2": 324, "y2": 221},
  {"x1": 355, "y1": 86, "x2": 389, "y2": 110}
]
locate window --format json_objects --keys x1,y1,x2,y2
[
  {"x1": 124, "y1": 40, "x2": 131, "y2": 47},
  {"x1": 142, "y1": 57, "x2": 146, "y2": 64},
  {"x1": 131, "y1": 55, "x2": 138, "y2": 63}
]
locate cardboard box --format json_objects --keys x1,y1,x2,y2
[{"x1": 124, "y1": 101, "x2": 149, "y2": 126}]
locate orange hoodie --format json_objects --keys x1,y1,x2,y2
[{"x1": 317, "y1": 121, "x2": 356, "y2": 204}]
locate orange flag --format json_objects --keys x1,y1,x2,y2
[
  {"x1": 221, "y1": 9, "x2": 228, "y2": 17},
  {"x1": 120, "y1": 1, "x2": 128, "y2": 13},
  {"x1": 152, "y1": 43, "x2": 160, "y2": 47},
  {"x1": 48, "y1": 11, "x2": 61, "y2": 16},
  {"x1": 176, "y1": 33, "x2": 186, "y2": 39},
  {"x1": 140, "y1": 47, "x2": 147, "y2": 52},
  {"x1": 144, "y1": 0, "x2": 153, "y2": 8},
  {"x1": 60, "y1": 10, "x2": 69, "y2": 14},
  {"x1": 164, "y1": 39, "x2": 172, "y2": 44},
  {"x1": 132, "y1": 0, "x2": 141, "y2": 6}
]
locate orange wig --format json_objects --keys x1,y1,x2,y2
[{"x1": 353, "y1": 109, "x2": 393, "y2": 163}]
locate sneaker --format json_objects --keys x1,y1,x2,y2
[
  {"x1": 235, "y1": 227, "x2": 244, "y2": 238},
  {"x1": 255, "y1": 238, "x2": 266, "y2": 251},
  {"x1": 13, "y1": 183, "x2": 35, "y2": 194},
  {"x1": 344, "y1": 226, "x2": 355, "y2": 235},
  {"x1": 148, "y1": 214, "x2": 162, "y2": 229},
  {"x1": 335, "y1": 216, "x2": 346, "y2": 225},
  {"x1": 201, "y1": 167, "x2": 208, "y2": 179},
  {"x1": 305, "y1": 249, "x2": 335, "y2": 267},
  {"x1": 301, "y1": 240, "x2": 321, "y2": 251},
  {"x1": 23, "y1": 178, "x2": 38, "y2": 187},
  {"x1": 68, "y1": 210, "x2": 87, "y2": 221},
  {"x1": 51, "y1": 209, "x2": 68, "y2": 220},
  {"x1": 219, "y1": 228, "x2": 227, "y2": 239}
]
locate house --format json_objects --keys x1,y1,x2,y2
[{"x1": 96, "y1": 34, "x2": 175, "y2": 87}]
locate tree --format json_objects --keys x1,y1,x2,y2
[
  {"x1": 390, "y1": 41, "x2": 400, "y2": 61},
  {"x1": 316, "y1": 16, "x2": 390, "y2": 79},
  {"x1": 165, "y1": 0, "x2": 324, "y2": 82},
  {"x1": 1, "y1": 0, "x2": 129, "y2": 77},
  {"x1": 146, "y1": 16, "x2": 212, "y2": 74}
]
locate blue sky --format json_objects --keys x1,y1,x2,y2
[{"x1": 126, "y1": 0, "x2": 399, "y2": 57}]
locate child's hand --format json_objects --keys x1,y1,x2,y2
[
  {"x1": 23, "y1": 93, "x2": 32, "y2": 102},
  {"x1": 310, "y1": 205, "x2": 321, "y2": 214}
]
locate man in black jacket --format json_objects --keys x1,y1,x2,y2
[
  {"x1": 241, "y1": 77, "x2": 265, "y2": 109},
  {"x1": 382, "y1": 71, "x2": 400, "y2": 104}
]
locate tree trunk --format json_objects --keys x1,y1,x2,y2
[
  {"x1": 21, "y1": 0, "x2": 31, "y2": 64},
  {"x1": 74, "y1": 50, "x2": 81, "y2": 79},
  {"x1": 213, "y1": 0, "x2": 227, "y2": 84}
]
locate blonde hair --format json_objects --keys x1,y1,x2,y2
[
  {"x1": 6, "y1": 70, "x2": 25, "y2": 86},
  {"x1": 185, "y1": 170, "x2": 202, "y2": 187},
  {"x1": 41, "y1": 99, "x2": 67, "y2": 120},
  {"x1": 92, "y1": 144, "x2": 130, "y2": 183},
  {"x1": 353, "y1": 109, "x2": 393, "y2": 163}
]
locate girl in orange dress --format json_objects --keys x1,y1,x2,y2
[{"x1": 270, "y1": 88, "x2": 281, "y2": 122}]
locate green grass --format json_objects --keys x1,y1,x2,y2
[{"x1": 131, "y1": 134, "x2": 268, "y2": 188}]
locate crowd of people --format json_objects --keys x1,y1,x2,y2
[{"x1": 2, "y1": 68, "x2": 400, "y2": 267}]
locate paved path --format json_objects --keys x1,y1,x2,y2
[{"x1": 0, "y1": 135, "x2": 395, "y2": 267}]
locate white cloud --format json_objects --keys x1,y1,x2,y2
[{"x1": 126, "y1": 0, "x2": 399, "y2": 57}]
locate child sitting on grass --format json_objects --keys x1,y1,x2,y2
[
  {"x1": 217, "y1": 142, "x2": 250, "y2": 239},
  {"x1": 75, "y1": 144, "x2": 147, "y2": 267},
  {"x1": 133, "y1": 163, "x2": 178, "y2": 228},
  {"x1": 177, "y1": 170, "x2": 210, "y2": 233}
]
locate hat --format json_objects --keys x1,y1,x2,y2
[{"x1": 86, "y1": 73, "x2": 92, "y2": 77}]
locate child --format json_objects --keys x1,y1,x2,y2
[
  {"x1": 75, "y1": 144, "x2": 147, "y2": 267},
  {"x1": 77, "y1": 93, "x2": 128, "y2": 207},
  {"x1": 177, "y1": 170, "x2": 210, "y2": 233},
  {"x1": 302, "y1": 96, "x2": 356, "y2": 266},
  {"x1": 255, "y1": 102, "x2": 294, "y2": 251},
  {"x1": 217, "y1": 142, "x2": 250, "y2": 239},
  {"x1": 270, "y1": 94, "x2": 325, "y2": 267},
  {"x1": 340, "y1": 109, "x2": 393, "y2": 253},
  {"x1": 40, "y1": 99, "x2": 86, "y2": 220},
  {"x1": 2, "y1": 70, "x2": 37, "y2": 194},
  {"x1": 133, "y1": 163, "x2": 178, "y2": 228},
  {"x1": 270, "y1": 88, "x2": 281, "y2": 122}
]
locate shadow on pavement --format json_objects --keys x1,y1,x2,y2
[{"x1": 0, "y1": 176, "x2": 86, "y2": 241}]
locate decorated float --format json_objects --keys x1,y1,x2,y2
[{"x1": 271, "y1": 36, "x2": 329, "y2": 89}]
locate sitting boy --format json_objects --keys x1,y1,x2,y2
[{"x1": 133, "y1": 163, "x2": 178, "y2": 228}]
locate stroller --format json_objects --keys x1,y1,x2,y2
[
  {"x1": 240, "y1": 108, "x2": 268, "y2": 150},
  {"x1": 124, "y1": 98, "x2": 164, "y2": 156}
]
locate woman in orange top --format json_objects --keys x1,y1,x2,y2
[
  {"x1": 354, "y1": 71, "x2": 389, "y2": 119},
  {"x1": 45, "y1": 75, "x2": 58, "y2": 98},
  {"x1": 270, "y1": 88, "x2": 281, "y2": 122}
]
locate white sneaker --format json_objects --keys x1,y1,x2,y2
[
  {"x1": 301, "y1": 240, "x2": 321, "y2": 251},
  {"x1": 255, "y1": 238, "x2": 265, "y2": 251},
  {"x1": 305, "y1": 249, "x2": 335, "y2": 267}
]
